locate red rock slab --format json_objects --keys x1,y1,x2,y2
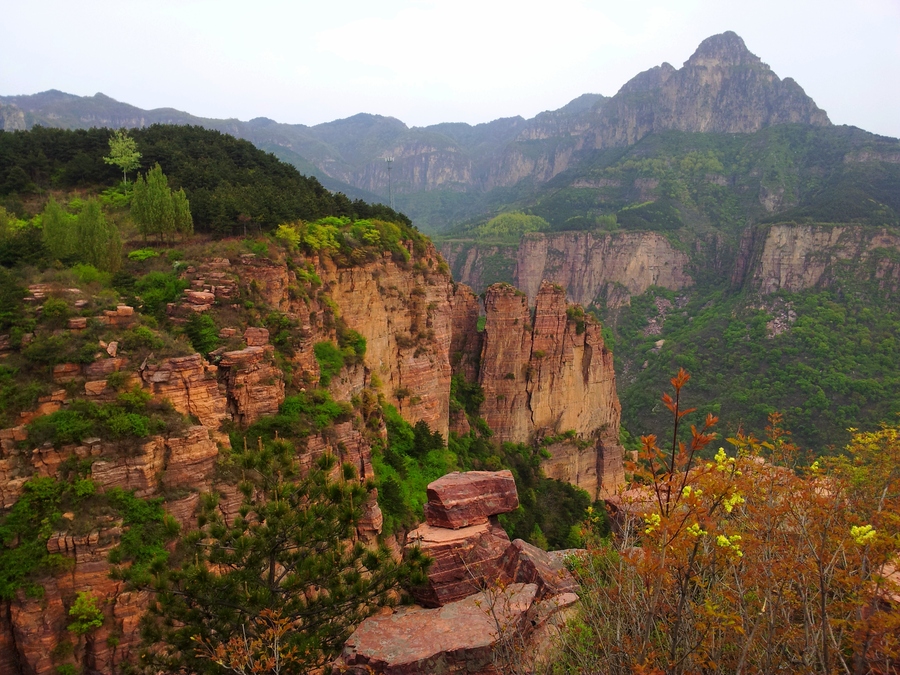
[
  {"x1": 424, "y1": 470, "x2": 518, "y2": 529},
  {"x1": 243, "y1": 326, "x2": 269, "y2": 346},
  {"x1": 184, "y1": 290, "x2": 216, "y2": 305},
  {"x1": 333, "y1": 583, "x2": 538, "y2": 675},
  {"x1": 406, "y1": 521, "x2": 511, "y2": 607},
  {"x1": 499, "y1": 539, "x2": 579, "y2": 599},
  {"x1": 52, "y1": 362, "x2": 81, "y2": 382}
]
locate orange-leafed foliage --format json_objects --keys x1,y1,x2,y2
[{"x1": 554, "y1": 369, "x2": 900, "y2": 675}]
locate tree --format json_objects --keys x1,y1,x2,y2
[
  {"x1": 75, "y1": 199, "x2": 121, "y2": 272},
  {"x1": 41, "y1": 196, "x2": 75, "y2": 261},
  {"x1": 131, "y1": 164, "x2": 188, "y2": 243},
  {"x1": 104, "y1": 129, "x2": 141, "y2": 184},
  {"x1": 134, "y1": 440, "x2": 429, "y2": 674},
  {"x1": 172, "y1": 187, "x2": 194, "y2": 239}
]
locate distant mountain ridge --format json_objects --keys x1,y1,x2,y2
[{"x1": 0, "y1": 32, "x2": 838, "y2": 229}]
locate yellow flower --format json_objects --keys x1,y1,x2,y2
[
  {"x1": 716, "y1": 533, "x2": 743, "y2": 557},
  {"x1": 850, "y1": 524, "x2": 876, "y2": 546},
  {"x1": 643, "y1": 513, "x2": 661, "y2": 534},
  {"x1": 723, "y1": 492, "x2": 745, "y2": 514},
  {"x1": 687, "y1": 522, "x2": 707, "y2": 537}
]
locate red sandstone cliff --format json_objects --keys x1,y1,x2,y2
[
  {"x1": 479, "y1": 281, "x2": 625, "y2": 497},
  {"x1": 0, "y1": 242, "x2": 626, "y2": 672}
]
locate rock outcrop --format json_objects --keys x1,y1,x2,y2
[
  {"x1": 479, "y1": 282, "x2": 624, "y2": 497},
  {"x1": 424, "y1": 470, "x2": 519, "y2": 529},
  {"x1": 334, "y1": 472, "x2": 581, "y2": 675},
  {"x1": 335, "y1": 584, "x2": 539, "y2": 675}
]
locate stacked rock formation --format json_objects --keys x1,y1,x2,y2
[{"x1": 332, "y1": 470, "x2": 580, "y2": 675}]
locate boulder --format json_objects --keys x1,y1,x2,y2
[
  {"x1": 333, "y1": 583, "x2": 538, "y2": 675},
  {"x1": 499, "y1": 539, "x2": 579, "y2": 599},
  {"x1": 424, "y1": 470, "x2": 518, "y2": 529}
]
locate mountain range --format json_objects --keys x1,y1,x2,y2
[{"x1": 2, "y1": 31, "x2": 864, "y2": 231}]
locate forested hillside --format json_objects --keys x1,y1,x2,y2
[{"x1": 0, "y1": 125, "x2": 409, "y2": 235}]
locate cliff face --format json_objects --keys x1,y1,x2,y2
[
  {"x1": 733, "y1": 224, "x2": 900, "y2": 294},
  {"x1": 0, "y1": 241, "x2": 627, "y2": 672},
  {"x1": 440, "y1": 230, "x2": 694, "y2": 306},
  {"x1": 479, "y1": 282, "x2": 624, "y2": 497},
  {"x1": 515, "y1": 231, "x2": 693, "y2": 307}
]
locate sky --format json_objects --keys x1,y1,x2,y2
[{"x1": 3, "y1": 0, "x2": 899, "y2": 138}]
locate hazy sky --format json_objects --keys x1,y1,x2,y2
[{"x1": 3, "y1": 0, "x2": 899, "y2": 137}]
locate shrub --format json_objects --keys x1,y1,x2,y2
[
  {"x1": 67, "y1": 591, "x2": 103, "y2": 635},
  {"x1": 313, "y1": 341, "x2": 344, "y2": 386},
  {"x1": 134, "y1": 272, "x2": 188, "y2": 318},
  {"x1": 128, "y1": 248, "x2": 160, "y2": 261},
  {"x1": 184, "y1": 312, "x2": 219, "y2": 356}
]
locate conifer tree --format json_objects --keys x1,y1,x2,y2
[{"x1": 134, "y1": 442, "x2": 429, "y2": 674}]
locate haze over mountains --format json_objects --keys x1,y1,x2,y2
[{"x1": 2, "y1": 32, "x2": 867, "y2": 231}]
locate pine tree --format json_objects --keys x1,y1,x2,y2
[{"x1": 134, "y1": 442, "x2": 429, "y2": 674}]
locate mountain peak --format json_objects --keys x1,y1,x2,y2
[{"x1": 686, "y1": 31, "x2": 761, "y2": 68}]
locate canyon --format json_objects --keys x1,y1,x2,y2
[{"x1": 0, "y1": 239, "x2": 623, "y2": 673}]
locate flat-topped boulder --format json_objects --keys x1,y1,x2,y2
[
  {"x1": 406, "y1": 521, "x2": 511, "y2": 607},
  {"x1": 424, "y1": 470, "x2": 518, "y2": 529},
  {"x1": 332, "y1": 583, "x2": 538, "y2": 675}
]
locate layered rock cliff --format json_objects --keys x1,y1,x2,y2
[
  {"x1": 479, "y1": 282, "x2": 624, "y2": 497},
  {"x1": 0, "y1": 241, "x2": 626, "y2": 673},
  {"x1": 441, "y1": 230, "x2": 693, "y2": 307},
  {"x1": 515, "y1": 231, "x2": 693, "y2": 307},
  {"x1": 733, "y1": 223, "x2": 900, "y2": 295}
]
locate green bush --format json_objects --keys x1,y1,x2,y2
[
  {"x1": 184, "y1": 312, "x2": 219, "y2": 356},
  {"x1": 134, "y1": 271, "x2": 188, "y2": 318},
  {"x1": 128, "y1": 248, "x2": 160, "y2": 261},
  {"x1": 313, "y1": 341, "x2": 344, "y2": 386},
  {"x1": 119, "y1": 326, "x2": 162, "y2": 353}
]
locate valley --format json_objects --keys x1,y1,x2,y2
[{"x1": 0, "y1": 28, "x2": 898, "y2": 675}]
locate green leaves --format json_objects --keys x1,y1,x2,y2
[{"x1": 103, "y1": 129, "x2": 141, "y2": 184}]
